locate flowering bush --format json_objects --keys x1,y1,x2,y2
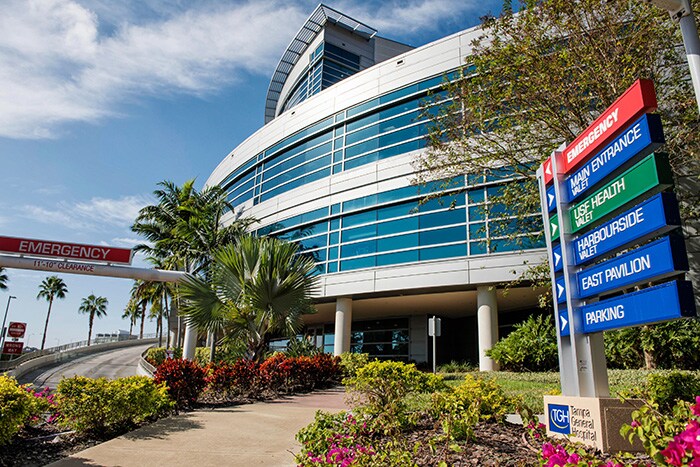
[
  {"x1": 154, "y1": 359, "x2": 207, "y2": 409},
  {"x1": 0, "y1": 376, "x2": 44, "y2": 445},
  {"x1": 260, "y1": 353, "x2": 292, "y2": 392},
  {"x1": 207, "y1": 359, "x2": 262, "y2": 398},
  {"x1": 658, "y1": 396, "x2": 700, "y2": 466}
]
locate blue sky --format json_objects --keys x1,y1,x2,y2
[{"x1": 0, "y1": 0, "x2": 502, "y2": 349}]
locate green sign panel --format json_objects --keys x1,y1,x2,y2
[
  {"x1": 549, "y1": 214, "x2": 560, "y2": 241},
  {"x1": 569, "y1": 153, "x2": 673, "y2": 233}
]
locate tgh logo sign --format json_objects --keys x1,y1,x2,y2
[{"x1": 548, "y1": 404, "x2": 571, "y2": 435}]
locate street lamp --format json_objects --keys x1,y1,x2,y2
[
  {"x1": 645, "y1": 0, "x2": 700, "y2": 113},
  {"x1": 0, "y1": 295, "x2": 17, "y2": 350}
]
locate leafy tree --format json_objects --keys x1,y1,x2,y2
[
  {"x1": 486, "y1": 314, "x2": 559, "y2": 371},
  {"x1": 415, "y1": 0, "x2": 700, "y2": 291},
  {"x1": 36, "y1": 276, "x2": 68, "y2": 350},
  {"x1": 0, "y1": 267, "x2": 8, "y2": 290},
  {"x1": 179, "y1": 236, "x2": 319, "y2": 362},
  {"x1": 78, "y1": 294, "x2": 108, "y2": 346}
]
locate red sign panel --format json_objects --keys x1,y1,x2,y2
[
  {"x1": 542, "y1": 79, "x2": 657, "y2": 185},
  {"x1": 7, "y1": 322, "x2": 26, "y2": 338},
  {"x1": 0, "y1": 236, "x2": 133, "y2": 264},
  {"x1": 2, "y1": 341, "x2": 23, "y2": 355},
  {"x1": 562, "y1": 79, "x2": 657, "y2": 174}
]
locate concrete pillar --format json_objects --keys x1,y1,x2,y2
[
  {"x1": 333, "y1": 298, "x2": 352, "y2": 356},
  {"x1": 182, "y1": 321, "x2": 198, "y2": 360},
  {"x1": 477, "y1": 286, "x2": 499, "y2": 371}
]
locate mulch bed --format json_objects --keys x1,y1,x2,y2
[{"x1": 0, "y1": 425, "x2": 103, "y2": 467}]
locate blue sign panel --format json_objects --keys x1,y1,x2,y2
[
  {"x1": 572, "y1": 193, "x2": 681, "y2": 266},
  {"x1": 547, "y1": 185, "x2": 557, "y2": 213},
  {"x1": 552, "y1": 244, "x2": 563, "y2": 272},
  {"x1": 566, "y1": 114, "x2": 664, "y2": 202},
  {"x1": 559, "y1": 310, "x2": 570, "y2": 336},
  {"x1": 577, "y1": 235, "x2": 688, "y2": 299},
  {"x1": 580, "y1": 280, "x2": 697, "y2": 333},
  {"x1": 548, "y1": 403, "x2": 571, "y2": 435},
  {"x1": 556, "y1": 276, "x2": 567, "y2": 303}
]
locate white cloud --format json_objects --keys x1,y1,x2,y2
[
  {"x1": 110, "y1": 237, "x2": 145, "y2": 248},
  {"x1": 21, "y1": 195, "x2": 152, "y2": 231},
  {"x1": 0, "y1": 0, "x2": 493, "y2": 139}
]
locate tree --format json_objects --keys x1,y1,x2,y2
[
  {"x1": 130, "y1": 280, "x2": 151, "y2": 339},
  {"x1": 79, "y1": 294, "x2": 108, "y2": 346},
  {"x1": 0, "y1": 267, "x2": 8, "y2": 290},
  {"x1": 179, "y1": 236, "x2": 319, "y2": 362},
  {"x1": 415, "y1": 0, "x2": 700, "y2": 292},
  {"x1": 122, "y1": 298, "x2": 140, "y2": 337},
  {"x1": 36, "y1": 276, "x2": 68, "y2": 350}
]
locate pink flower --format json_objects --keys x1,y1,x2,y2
[
  {"x1": 630, "y1": 420, "x2": 641, "y2": 428},
  {"x1": 692, "y1": 396, "x2": 700, "y2": 417},
  {"x1": 566, "y1": 452, "x2": 580, "y2": 464},
  {"x1": 661, "y1": 440, "x2": 687, "y2": 467}
]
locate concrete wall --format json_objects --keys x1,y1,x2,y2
[{"x1": 5, "y1": 338, "x2": 158, "y2": 379}]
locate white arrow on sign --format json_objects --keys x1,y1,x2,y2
[
  {"x1": 545, "y1": 160, "x2": 552, "y2": 176},
  {"x1": 553, "y1": 251, "x2": 561, "y2": 267},
  {"x1": 551, "y1": 222, "x2": 558, "y2": 236},
  {"x1": 557, "y1": 283, "x2": 565, "y2": 299},
  {"x1": 548, "y1": 192, "x2": 555, "y2": 207},
  {"x1": 560, "y1": 314, "x2": 568, "y2": 332}
]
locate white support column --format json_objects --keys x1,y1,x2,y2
[
  {"x1": 477, "y1": 286, "x2": 499, "y2": 371},
  {"x1": 333, "y1": 298, "x2": 352, "y2": 356},
  {"x1": 182, "y1": 321, "x2": 198, "y2": 360}
]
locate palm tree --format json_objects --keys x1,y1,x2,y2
[
  {"x1": 180, "y1": 236, "x2": 319, "y2": 362},
  {"x1": 36, "y1": 276, "x2": 68, "y2": 350},
  {"x1": 130, "y1": 280, "x2": 152, "y2": 339},
  {"x1": 131, "y1": 179, "x2": 254, "y2": 356},
  {"x1": 79, "y1": 294, "x2": 108, "y2": 346},
  {"x1": 0, "y1": 267, "x2": 8, "y2": 290},
  {"x1": 121, "y1": 299, "x2": 140, "y2": 337}
]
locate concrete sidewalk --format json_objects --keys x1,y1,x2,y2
[{"x1": 48, "y1": 388, "x2": 348, "y2": 467}]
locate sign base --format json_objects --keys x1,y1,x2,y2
[{"x1": 544, "y1": 395, "x2": 644, "y2": 453}]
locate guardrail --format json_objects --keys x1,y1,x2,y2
[{"x1": 0, "y1": 334, "x2": 157, "y2": 372}]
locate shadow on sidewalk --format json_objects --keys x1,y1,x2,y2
[{"x1": 121, "y1": 413, "x2": 204, "y2": 441}]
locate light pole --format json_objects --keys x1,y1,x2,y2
[
  {"x1": 645, "y1": 0, "x2": 700, "y2": 113},
  {"x1": 0, "y1": 295, "x2": 17, "y2": 351}
]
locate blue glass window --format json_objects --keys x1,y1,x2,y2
[
  {"x1": 419, "y1": 226, "x2": 465, "y2": 246},
  {"x1": 343, "y1": 210, "x2": 377, "y2": 228},
  {"x1": 470, "y1": 241, "x2": 487, "y2": 255},
  {"x1": 377, "y1": 250, "x2": 419, "y2": 266},
  {"x1": 377, "y1": 217, "x2": 418, "y2": 236},
  {"x1": 342, "y1": 224, "x2": 377, "y2": 242},
  {"x1": 469, "y1": 222, "x2": 487, "y2": 239},
  {"x1": 340, "y1": 256, "x2": 376, "y2": 271},
  {"x1": 420, "y1": 244, "x2": 467, "y2": 261},
  {"x1": 341, "y1": 239, "x2": 376, "y2": 258},
  {"x1": 419, "y1": 209, "x2": 465, "y2": 229},
  {"x1": 377, "y1": 233, "x2": 418, "y2": 252}
]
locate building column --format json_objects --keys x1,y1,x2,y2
[
  {"x1": 333, "y1": 298, "x2": 352, "y2": 356},
  {"x1": 477, "y1": 286, "x2": 499, "y2": 371},
  {"x1": 182, "y1": 321, "x2": 198, "y2": 360}
]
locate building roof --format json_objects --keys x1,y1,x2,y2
[{"x1": 263, "y1": 4, "x2": 377, "y2": 124}]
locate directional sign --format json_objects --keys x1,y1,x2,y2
[
  {"x1": 556, "y1": 276, "x2": 567, "y2": 303},
  {"x1": 552, "y1": 244, "x2": 563, "y2": 272},
  {"x1": 2, "y1": 341, "x2": 23, "y2": 355},
  {"x1": 559, "y1": 310, "x2": 570, "y2": 336},
  {"x1": 566, "y1": 114, "x2": 665, "y2": 202},
  {"x1": 580, "y1": 280, "x2": 696, "y2": 334},
  {"x1": 549, "y1": 215, "x2": 560, "y2": 241},
  {"x1": 577, "y1": 235, "x2": 688, "y2": 299},
  {"x1": 0, "y1": 236, "x2": 133, "y2": 264},
  {"x1": 569, "y1": 152, "x2": 673, "y2": 233},
  {"x1": 547, "y1": 185, "x2": 557, "y2": 213},
  {"x1": 562, "y1": 79, "x2": 657, "y2": 174},
  {"x1": 7, "y1": 322, "x2": 26, "y2": 338},
  {"x1": 572, "y1": 192, "x2": 681, "y2": 265},
  {"x1": 543, "y1": 156, "x2": 554, "y2": 185}
]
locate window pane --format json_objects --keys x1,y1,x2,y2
[
  {"x1": 419, "y1": 209, "x2": 465, "y2": 229},
  {"x1": 420, "y1": 244, "x2": 467, "y2": 261},
  {"x1": 377, "y1": 233, "x2": 418, "y2": 252},
  {"x1": 341, "y1": 239, "x2": 376, "y2": 258},
  {"x1": 376, "y1": 250, "x2": 419, "y2": 266},
  {"x1": 419, "y1": 226, "x2": 466, "y2": 246},
  {"x1": 340, "y1": 256, "x2": 376, "y2": 271},
  {"x1": 342, "y1": 224, "x2": 377, "y2": 242},
  {"x1": 377, "y1": 217, "x2": 418, "y2": 236}
]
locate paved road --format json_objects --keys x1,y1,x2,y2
[{"x1": 19, "y1": 343, "x2": 153, "y2": 388}]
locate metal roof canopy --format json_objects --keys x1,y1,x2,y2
[{"x1": 264, "y1": 4, "x2": 377, "y2": 124}]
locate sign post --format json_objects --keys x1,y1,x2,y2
[
  {"x1": 428, "y1": 316, "x2": 441, "y2": 373},
  {"x1": 536, "y1": 79, "x2": 696, "y2": 452}
]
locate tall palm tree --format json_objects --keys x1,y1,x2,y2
[
  {"x1": 0, "y1": 267, "x2": 8, "y2": 290},
  {"x1": 79, "y1": 294, "x2": 108, "y2": 346},
  {"x1": 36, "y1": 276, "x2": 68, "y2": 350},
  {"x1": 130, "y1": 280, "x2": 152, "y2": 339},
  {"x1": 131, "y1": 179, "x2": 254, "y2": 355},
  {"x1": 180, "y1": 236, "x2": 319, "y2": 362},
  {"x1": 121, "y1": 299, "x2": 140, "y2": 337}
]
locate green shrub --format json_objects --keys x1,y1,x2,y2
[
  {"x1": 0, "y1": 376, "x2": 43, "y2": 445},
  {"x1": 338, "y1": 352, "x2": 369, "y2": 378},
  {"x1": 144, "y1": 347, "x2": 182, "y2": 367},
  {"x1": 432, "y1": 374, "x2": 517, "y2": 441},
  {"x1": 284, "y1": 337, "x2": 322, "y2": 357},
  {"x1": 437, "y1": 360, "x2": 477, "y2": 373},
  {"x1": 604, "y1": 327, "x2": 644, "y2": 369},
  {"x1": 344, "y1": 360, "x2": 444, "y2": 434},
  {"x1": 56, "y1": 376, "x2": 172, "y2": 434},
  {"x1": 644, "y1": 371, "x2": 700, "y2": 413},
  {"x1": 486, "y1": 314, "x2": 558, "y2": 372},
  {"x1": 194, "y1": 347, "x2": 211, "y2": 366}
]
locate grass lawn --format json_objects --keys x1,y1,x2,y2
[{"x1": 439, "y1": 369, "x2": 700, "y2": 413}]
